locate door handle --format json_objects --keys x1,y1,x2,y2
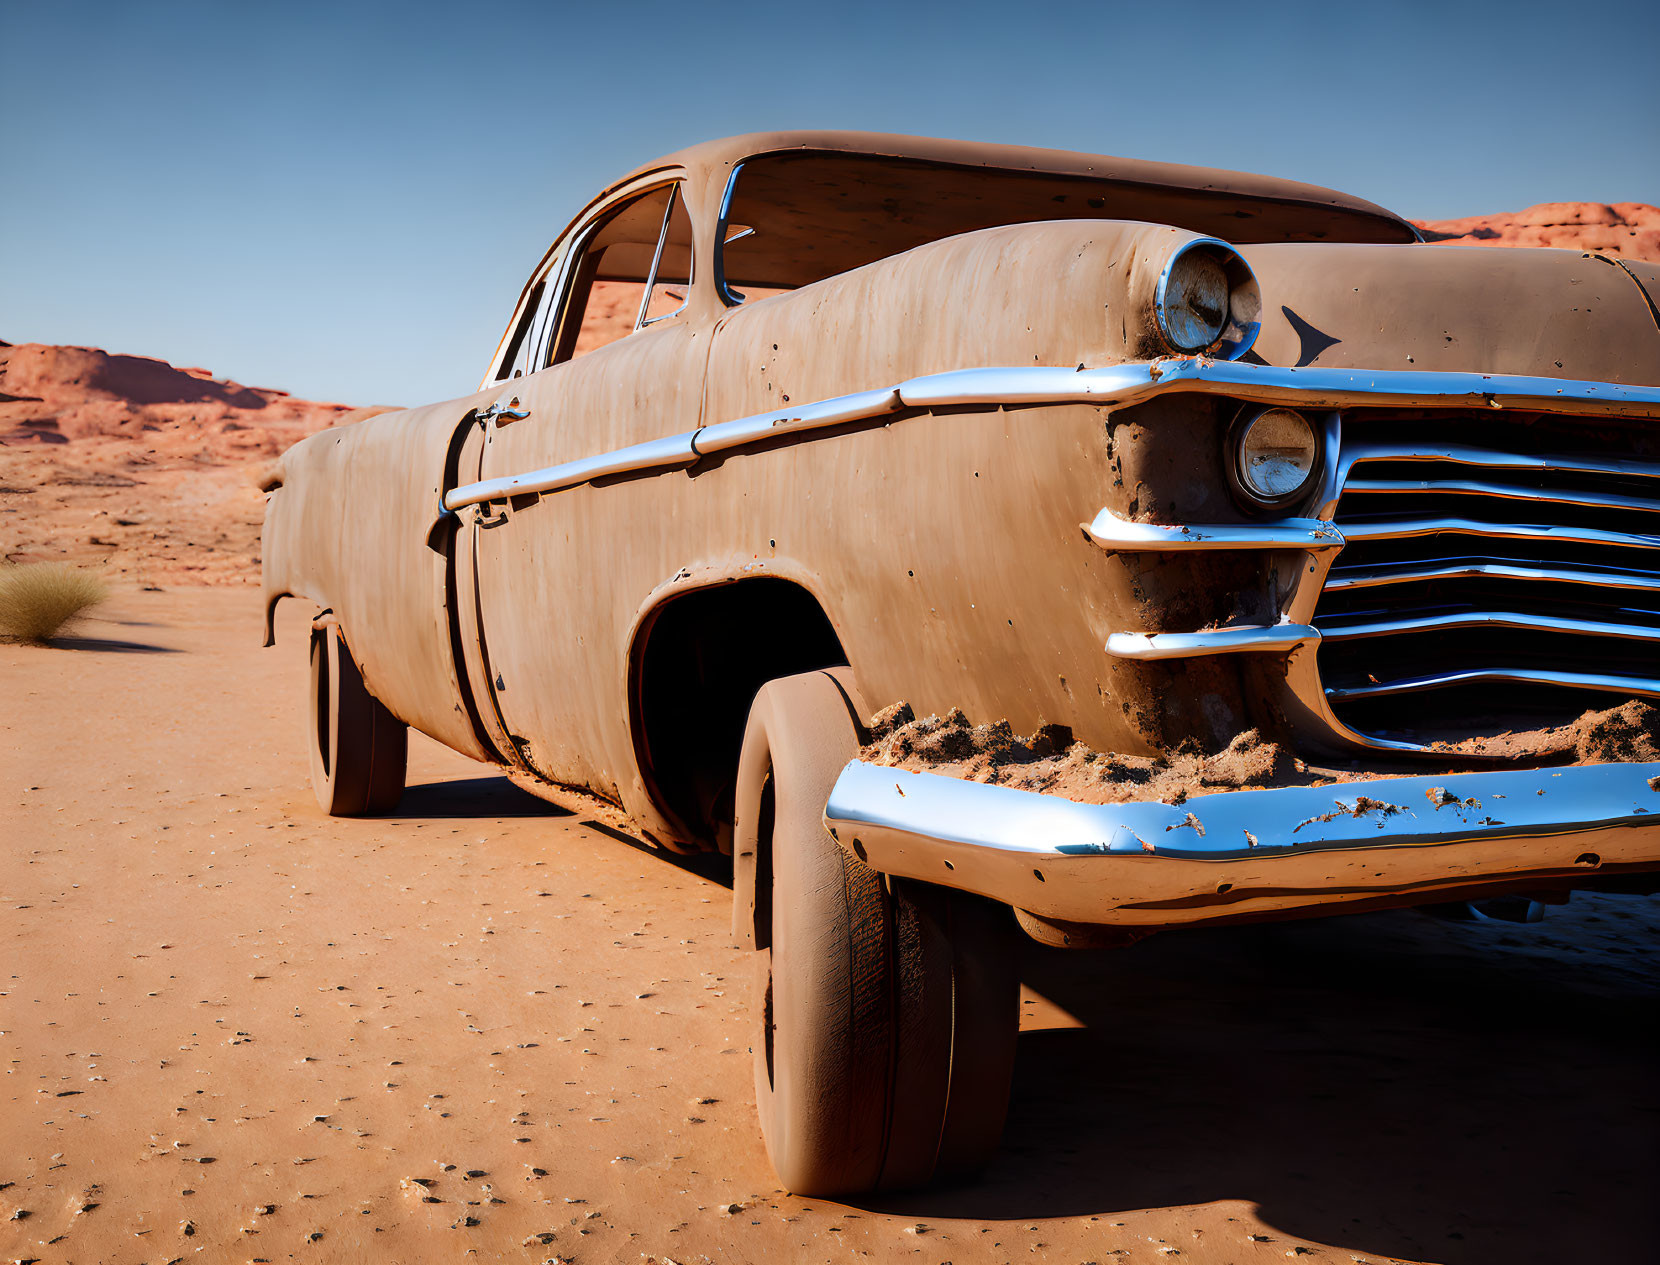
[{"x1": 476, "y1": 397, "x2": 531, "y2": 425}]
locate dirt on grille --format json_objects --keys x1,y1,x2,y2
[
  {"x1": 862, "y1": 704, "x2": 1351, "y2": 805},
  {"x1": 1422, "y1": 699, "x2": 1660, "y2": 764},
  {"x1": 862, "y1": 699, "x2": 1660, "y2": 804}
]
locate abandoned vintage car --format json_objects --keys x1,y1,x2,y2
[{"x1": 262, "y1": 131, "x2": 1660, "y2": 1195}]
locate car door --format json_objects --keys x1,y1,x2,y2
[{"x1": 456, "y1": 178, "x2": 709, "y2": 800}]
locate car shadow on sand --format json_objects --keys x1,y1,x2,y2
[
  {"x1": 860, "y1": 897, "x2": 1659, "y2": 1265},
  {"x1": 44, "y1": 634, "x2": 181, "y2": 653},
  {"x1": 394, "y1": 777, "x2": 736, "y2": 886},
  {"x1": 397, "y1": 776, "x2": 568, "y2": 820}
]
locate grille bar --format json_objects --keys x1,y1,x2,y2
[
  {"x1": 1328, "y1": 666, "x2": 1660, "y2": 703},
  {"x1": 1344, "y1": 441, "x2": 1660, "y2": 483},
  {"x1": 1342, "y1": 477, "x2": 1660, "y2": 516},
  {"x1": 1340, "y1": 516, "x2": 1660, "y2": 552},
  {"x1": 1322, "y1": 559, "x2": 1660, "y2": 595},
  {"x1": 1312, "y1": 406, "x2": 1660, "y2": 742},
  {"x1": 1318, "y1": 608, "x2": 1660, "y2": 644}
]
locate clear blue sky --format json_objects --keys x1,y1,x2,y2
[{"x1": 4, "y1": 0, "x2": 1656, "y2": 407}]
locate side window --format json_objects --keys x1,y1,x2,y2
[{"x1": 550, "y1": 183, "x2": 693, "y2": 366}]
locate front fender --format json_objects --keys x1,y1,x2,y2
[{"x1": 1241, "y1": 241, "x2": 1660, "y2": 380}]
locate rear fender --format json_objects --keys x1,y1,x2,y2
[{"x1": 259, "y1": 398, "x2": 493, "y2": 762}]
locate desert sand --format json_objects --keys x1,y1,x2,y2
[
  {"x1": 3, "y1": 588, "x2": 1657, "y2": 1265},
  {"x1": 4, "y1": 207, "x2": 1659, "y2": 1263}
]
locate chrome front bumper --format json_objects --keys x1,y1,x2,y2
[{"x1": 823, "y1": 759, "x2": 1660, "y2": 928}]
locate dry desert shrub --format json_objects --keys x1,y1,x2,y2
[{"x1": 0, "y1": 562, "x2": 109, "y2": 642}]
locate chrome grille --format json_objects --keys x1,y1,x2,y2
[{"x1": 1312, "y1": 409, "x2": 1660, "y2": 744}]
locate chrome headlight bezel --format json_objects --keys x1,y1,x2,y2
[
  {"x1": 1227, "y1": 405, "x2": 1322, "y2": 512},
  {"x1": 1154, "y1": 237, "x2": 1263, "y2": 360}
]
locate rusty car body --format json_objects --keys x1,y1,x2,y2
[{"x1": 263, "y1": 131, "x2": 1660, "y2": 1194}]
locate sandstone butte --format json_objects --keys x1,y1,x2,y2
[
  {"x1": 1413, "y1": 200, "x2": 1660, "y2": 260},
  {"x1": 3, "y1": 203, "x2": 1655, "y2": 585},
  {"x1": 0, "y1": 342, "x2": 394, "y2": 585}
]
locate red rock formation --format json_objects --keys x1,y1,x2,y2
[
  {"x1": 1414, "y1": 202, "x2": 1660, "y2": 262},
  {"x1": 0, "y1": 340, "x2": 391, "y2": 584}
]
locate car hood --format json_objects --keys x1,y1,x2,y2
[{"x1": 1237, "y1": 241, "x2": 1660, "y2": 386}]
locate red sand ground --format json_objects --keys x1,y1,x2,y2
[{"x1": 3, "y1": 588, "x2": 1655, "y2": 1264}]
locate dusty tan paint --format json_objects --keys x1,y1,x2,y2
[
  {"x1": 1611, "y1": 256, "x2": 1660, "y2": 329},
  {"x1": 263, "y1": 131, "x2": 1660, "y2": 852},
  {"x1": 1242, "y1": 242, "x2": 1660, "y2": 379},
  {"x1": 472, "y1": 321, "x2": 712, "y2": 813}
]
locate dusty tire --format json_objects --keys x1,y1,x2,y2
[
  {"x1": 308, "y1": 622, "x2": 407, "y2": 817},
  {"x1": 737, "y1": 669, "x2": 1019, "y2": 1196}
]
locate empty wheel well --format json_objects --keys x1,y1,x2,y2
[{"x1": 631, "y1": 578, "x2": 848, "y2": 849}]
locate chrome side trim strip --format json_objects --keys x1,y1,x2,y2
[
  {"x1": 692, "y1": 387, "x2": 903, "y2": 455},
  {"x1": 1085, "y1": 510, "x2": 1343, "y2": 552},
  {"x1": 1322, "y1": 560, "x2": 1660, "y2": 595},
  {"x1": 446, "y1": 360, "x2": 1660, "y2": 514},
  {"x1": 1342, "y1": 476, "x2": 1660, "y2": 516},
  {"x1": 822, "y1": 758, "x2": 1660, "y2": 927},
  {"x1": 896, "y1": 360, "x2": 1660, "y2": 417},
  {"x1": 1107, "y1": 623, "x2": 1318, "y2": 659},
  {"x1": 1339, "y1": 516, "x2": 1660, "y2": 552},
  {"x1": 1326, "y1": 667, "x2": 1660, "y2": 703},
  {"x1": 443, "y1": 432, "x2": 699, "y2": 511},
  {"x1": 1318, "y1": 609, "x2": 1660, "y2": 644},
  {"x1": 1147, "y1": 362, "x2": 1660, "y2": 416},
  {"x1": 895, "y1": 362, "x2": 1154, "y2": 408}
]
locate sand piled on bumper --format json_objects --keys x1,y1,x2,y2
[{"x1": 860, "y1": 700, "x2": 1660, "y2": 806}]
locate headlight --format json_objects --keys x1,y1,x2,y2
[
  {"x1": 1232, "y1": 407, "x2": 1319, "y2": 507},
  {"x1": 1154, "y1": 238, "x2": 1262, "y2": 359}
]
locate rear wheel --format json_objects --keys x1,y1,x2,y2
[
  {"x1": 308, "y1": 621, "x2": 407, "y2": 816},
  {"x1": 736, "y1": 669, "x2": 1019, "y2": 1195}
]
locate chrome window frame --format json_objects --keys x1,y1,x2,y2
[
  {"x1": 479, "y1": 172, "x2": 689, "y2": 387},
  {"x1": 527, "y1": 217, "x2": 595, "y2": 372},
  {"x1": 713, "y1": 160, "x2": 747, "y2": 306},
  {"x1": 522, "y1": 266, "x2": 565, "y2": 375},
  {"x1": 536, "y1": 179, "x2": 688, "y2": 368},
  {"x1": 490, "y1": 274, "x2": 553, "y2": 384},
  {"x1": 634, "y1": 182, "x2": 692, "y2": 331}
]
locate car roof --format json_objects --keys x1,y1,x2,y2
[{"x1": 617, "y1": 130, "x2": 1417, "y2": 241}]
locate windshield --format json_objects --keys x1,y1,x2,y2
[{"x1": 717, "y1": 150, "x2": 1411, "y2": 299}]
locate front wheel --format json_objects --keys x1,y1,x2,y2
[
  {"x1": 308, "y1": 621, "x2": 406, "y2": 816},
  {"x1": 736, "y1": 669, "x2": 1019, "y2": 1196}
]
